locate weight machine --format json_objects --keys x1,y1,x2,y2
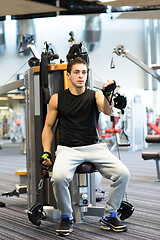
[
  {"x1": 26, "y1": 42, "x2": 133, "y2": 225},
  {"x1": 25, "y1": 43, "x2": 106, "y2": 223},
  {"x1": 0, "y1": 40, "x2": 134, "y2": 226},
  {"x1": 111, "y1": 44, "x2": 160, "y2": 151}
]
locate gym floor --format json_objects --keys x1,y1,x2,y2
[{"x1": 0, "y1": 142, "x2": 160, "y2": 239}]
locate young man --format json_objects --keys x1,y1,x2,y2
[{"x1": 41, "y1": 57, "x2": 130, "y2": 236}]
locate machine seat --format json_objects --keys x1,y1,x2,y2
[
  {"x1": 142, "y1": 152, "x2": 160, "y2": 160},
  {"x1": 145, "y1": 135, "x2": 160, "y2": 143},
  {"x1": 75, "y1": 162, "x2": 96, "y2": 174}
]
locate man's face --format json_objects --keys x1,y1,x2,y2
[{"x1": 67, "y1": 63, "x2": 88, "y2": 89}]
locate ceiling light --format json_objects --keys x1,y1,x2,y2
[
  {"x1": 120, "y1": 6, "x2": 133, "y2": 11},
  {"x1": 0, "y1": 106, "x2": 8, "y2": 110},
  {"x1": 98, "y1": 0, "x2": 116, "y2": 2}
]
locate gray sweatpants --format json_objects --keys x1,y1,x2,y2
[{"x1": 51, "y1": 143, "x2": 130, "y2": 219}]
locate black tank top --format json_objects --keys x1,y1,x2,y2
[{"x1": 58, "y1": 88, "x2": 100, "y2": 147}]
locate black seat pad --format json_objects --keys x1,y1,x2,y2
[
  {"x1": 75, "y1": 162, "x2": 96, "y2": 173},
  {"x1": 142, "y1": 152, "x2": 160, "y2": 160}
]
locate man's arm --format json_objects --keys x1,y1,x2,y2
[
  {"x1": 41, "y1": 93, "x2": 58, "y2": 167},
  {"x1": 95, "y1": 80, "x2": 114, "y2": 115}
]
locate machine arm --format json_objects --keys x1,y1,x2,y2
[
  {"x1": 113, "y1": 45, "x2": 160, "y2": 81},
  {"x1": 18, "y1": 34, "x2": 41, "y2": 60}
]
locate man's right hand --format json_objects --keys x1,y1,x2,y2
[{"x1": 40, "y1": 152, "x2": 53, "y2": 168}]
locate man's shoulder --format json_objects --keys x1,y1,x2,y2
[
  {"x1": 49, "y1": 93, "x2": 58, "y2": 110},
  {"x1": 85, "y1": 88, "x2": 96, "y2": 98},
  {"x1": 86, "y1": 88, "x2": 95, "y2": 94},
  {"x1": 58, "y1": 89, "x2": 68, "y2": 97}
]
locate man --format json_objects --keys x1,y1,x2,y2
[{"x1": 41, "y1": 57, "x2": 130, "y2": 236}]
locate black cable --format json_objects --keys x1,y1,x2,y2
[
  {"x1": 114, "y1": 120, "x2": 128, "y2": 201},
  {"x1": 115, "y1": 132, "x2": 121, "y2": 160}
]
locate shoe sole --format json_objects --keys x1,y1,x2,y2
[
  {"x1": 101, "y1": 225, "x2": 127, "y2": 232},
  {"x1": 56, "y1": 228, "x2": 73, "y2": 236}
]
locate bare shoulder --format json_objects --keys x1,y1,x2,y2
[
  {"x1": 95, "y1": 90, "x2": 103, "y2": 101},
  {"x1": 49, "y1": 93, "x2": 58, "y2": 110}
]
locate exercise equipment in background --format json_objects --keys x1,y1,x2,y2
[
  {"x1": 142, "y1": 135, "x2": 160, "y2": 182},
  {"x1": 147, "y1": 117, "x2": 160, "y2": 135},
  {"x1": 112, "y1": 44, "x2": 160, "y2": 81},
  {"x1": 17, "y1": 19, "x2": 36, "y2": 57}
]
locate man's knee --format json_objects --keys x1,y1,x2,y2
[
  {"x1": 120, "y1": 167, "x2": 130, "y2": 183},
  {"x1": 51, "y1": 172, "x2": 72, "y2": 186}
]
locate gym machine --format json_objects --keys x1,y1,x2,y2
[
  {"x1": 111, "y1": 44, "x2": 160, "y2": 151},
  {"x1": 112, "y1": 45, "x2": 160, "y2": 179},
  {"x1": 0, "y1": 40, "x2": 134, "y2": 225},
  {"x1": 18, "y1": 33, "x2": 41, "y2": 60},
  {"x1": 26, "y1": 42, "x2": 134, "y2": 225},
  {"x1": 26, "y1": 42, "x2": 104, "y2": 224}
]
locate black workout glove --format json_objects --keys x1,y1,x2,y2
[
  {"x1": 40, "y1": 151, "x2": 52, "y2": 170},
  {"x1": 102, "y1": 80, "x2": 116, "y2": 97}
]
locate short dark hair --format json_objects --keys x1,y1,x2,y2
[{"x1": 67, "y1": 57, "x2": 88, "y2": 74}]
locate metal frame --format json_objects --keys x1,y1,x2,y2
[
  {"x1": 113, "y1": 44, "x2": 160, "y2": 81},
  {"x1": 26, "y1": 68, "x2": 38, "y2": 207},
  {"x1": 155, "y1": 160, "x2": 160, "y2": 182},
  {"x1": 25, "y1": 66, "x2": 66, "y2": 208},
  {"x1": 0, "y1": 79, "x2": 24, "y2": 95}
]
